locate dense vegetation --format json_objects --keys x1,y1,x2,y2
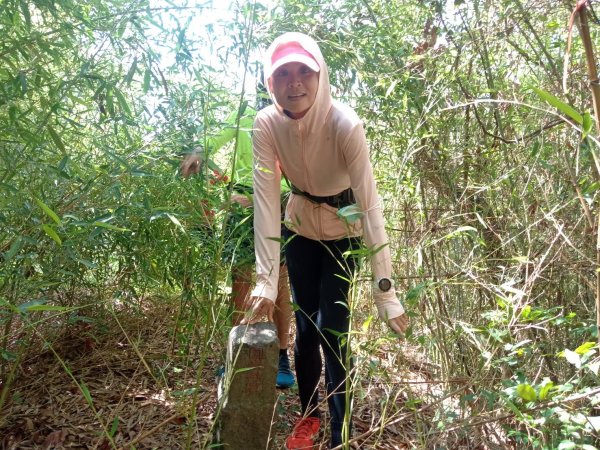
[{"x1": 1, "y1": 0, "x2": 599, "y2": 448}]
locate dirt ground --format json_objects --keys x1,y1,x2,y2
[{"x1": 0, "y1": 299, "x2": 490, "y2": 449}]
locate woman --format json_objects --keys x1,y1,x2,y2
[{"x1": 242, "y1": 32, "x2": 408, "y2": 449}]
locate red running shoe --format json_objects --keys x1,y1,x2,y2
[{"x1": 285, "y1": 417, "x2": 321, "y2": 450}]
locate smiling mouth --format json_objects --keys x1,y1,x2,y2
[{"x1": 288, "y1": 93, "x2": 306, "y2": 100}]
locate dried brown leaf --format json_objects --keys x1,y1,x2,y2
[{"x1": 42, "y1": 428, "x2": 68, "y2": 450}]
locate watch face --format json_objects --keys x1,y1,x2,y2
[{"x1": 378, "y1": 278, "x2": 392, "y2": 292}]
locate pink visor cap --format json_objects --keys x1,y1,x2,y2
[{"x1": 265, "y1": 41, "x2": 320, "y2": 79}]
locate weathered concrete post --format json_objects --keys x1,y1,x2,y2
[{"x1": 217, "y1": 322, "x2": 279, "y2": 449}]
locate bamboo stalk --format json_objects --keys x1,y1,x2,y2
[
  {"x1": 576, "y1": 3, "x2": 600, "y2": 343},
  {"x1": 578, "y1": 4, "x2": 600, "y2": 134}
]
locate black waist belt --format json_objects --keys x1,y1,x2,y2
[{"x1": 290, "y1": 184, "x2": 355, "y2": 208}]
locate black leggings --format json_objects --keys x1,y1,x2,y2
[{"x1": 283, "y1": 228, "x2": 360, "y2": 434}]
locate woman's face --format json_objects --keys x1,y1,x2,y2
[{"x1": 270, "y1": 62, "x2": 319, "y2": 119}]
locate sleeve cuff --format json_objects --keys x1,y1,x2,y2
[
  {"x1": 373, "y1": 289, "x2": 405, "y2": 320},
  {"x1": 250, "y1": 284, "x2": 277, "y2": 302}
]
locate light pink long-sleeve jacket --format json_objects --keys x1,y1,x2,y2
[{"x1": 250, "y1": 32, "x2": 404, "y2": 321}]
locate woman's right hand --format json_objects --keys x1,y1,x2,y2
[
  {"x1": 388, "y1": 313, "x2": 409, "y2": 336},
  {"x1": 240, "y1": 296, "x2": 275, "y2": 324}
]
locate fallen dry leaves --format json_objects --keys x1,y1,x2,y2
[{"x1": 0, "y1": 299, "x2": 509, "y2": 449}]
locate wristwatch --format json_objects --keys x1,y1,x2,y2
[{"x1": 376, "y1": 278, "x2": 393, "y2": 292}]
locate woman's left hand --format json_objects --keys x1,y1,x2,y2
[
  {"x1": 240, "y1": 296, "x2": 275, "y2": 324},
  {"x1": 388, "y1": 313, "x2": 409, "y2": 335}
]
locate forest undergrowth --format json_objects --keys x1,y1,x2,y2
[{"x1": 0, "y1": 292, "x2": 512, "y2": 449}]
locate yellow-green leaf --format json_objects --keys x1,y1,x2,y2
[
  {"x1": 35, "y1": 197, "x2": 61, "y2": 224},
  {"x1": 516, "y1": 383, "x2": 537, "y2": 402},
  {"x1": 42, "y1": 224, "x2": 62, "y2": 245},
  {"x1": 582, "y1": 112, "x2": 593, "y2": 139},
  {"x1": 531, "y1": 86, "x2": 583, "y2": 124},
  {"x1": 26, "y1": 305, "x2": 69, "y2": 312},
  {"x1": 80, "y1": 381, "x2": 93, "y2": 406},
  {"x1": 362, "y1": 315, "x2": 373, "y2": 333},
  {"x1": 539, "y1": 379, "x2": 554, "y2": 400},
  {"x1": 575, "y1": 341, "x2": 597, "y2": 355},
  {"x1": 385, "y1": 80, "x2": 399, "y2": 98}
]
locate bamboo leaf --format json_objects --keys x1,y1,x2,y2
[
  {"x1": 25, "y1": 305, "x2": 70, "y2": 312},
  {"x1": 361, "y1": 315, "x2": 373, "y2": 333},
  {"x1": 8, "y1": 105, "x2": 18, "y2": 124},
  {"x1": 234, "y1": 366, "x2": 258, "y2": 374},
  {"x1": 531, "y1": 87, "x2": 583, "y2": 124},
  {"x1": 92, "y1": 221, "x2": 129, "y2": 232},
  {"x1": 582, "y1": 112, "x2": 593, "y2": 138},
  {"x1": 443, "y1": 226, "x2": 477, "y2": 240},
  {"x1": 587, "y1": 416, "x2": 600, "y2": 432},
  {"x1": 42, "y1": 224, "x2": 62, "y2": 245},
  {"x1": 238, "y1": 100, "x2": 248, "y2": 118},
  {"x1": 385, "y1": 80, "x2": 398, "y2": 98},
  {"x1": 322, "y1": 327, "x2": 344, "y2": 338},
  {"x1": 73, "y1": 257, "x2": 97, "y2": 269},
  {"x1": 17, "y1": 298, "x2": 48, "y2": 314},
  {"x1": 35, "y1": 197, "x2": 61, "y2": 224},
  {"x1": 4, "y1": 237, "x2": 23, "y2": 262},
  {"x1": 67, "y1": 92, "x2": 89, "y2": 107},
  {"x1": 116, "y1": 19, "x2": 128, "y2": 38},
  {"x1": 114, "y1": 88, "x2": 132, "y2": 117},
  {"x1": 47, "y1": 125, "x2": 66, "y2": 153},
  {"x1": 124, "y1": 58, "x2": 138, "y2": 86},
  {"x1": 516, "y1": 383, "x2": 537, "y2": 402},
  {"x1": 19, "y1": 0, "x2": 31, "y2": 28},
  {"x1": 581, "y1": 444, "x2": 599, "y2": 450},
  {"x1": 455, "y1": 225, "x2": 478, "y2": 233},
  {"x1": 575, "y1": 341, "x2": 596, "y2": 355},
  {"x1": 143, "y1": 69, "x2": 151, "y2": 93},
  {"x1": 80, "y1": 381, "x2": 93, "y2": 407},
  {"x1": 105, "y1": 88, "x2": 115, "y2": 116},
  {"x1": 166, "y1": 213, "x2": 185, "y2": 232},
  {"x1": 18, "y1": 71, "x2": 27, "y2": 94},
  {"x1": 337, "y1": 204, "x2": 363, "y2": 224},
  {"x1": 562, "y1": 348, "x2": 581, "y2": 368},
  {"x1": 109, "y1": 417, "x2": 119, "y2": 438},
  {"x1": 58, "y1": 156, "x2": 69, "y2": 171},
  {"x1": 538, "y1": 379, "x2": 554, "y2": 400}
]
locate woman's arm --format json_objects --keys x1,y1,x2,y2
[
  {"x1": 343, "y1": 122, "x2": 407, "y2": 325},
  {"x1": 249, "y1": 114, "x2": 283, "y2": 303}
]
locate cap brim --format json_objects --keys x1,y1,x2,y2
[{"x1": 266, "y1": 54, "x2": 320, "y2": 79}]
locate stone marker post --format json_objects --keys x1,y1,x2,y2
[{"x1": 217, "y1": 322, "x2": 279, "y2": 449}]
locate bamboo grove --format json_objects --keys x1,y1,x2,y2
[{"x1": 1, "y1": 0, "x2": 599, "y2": 448}]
